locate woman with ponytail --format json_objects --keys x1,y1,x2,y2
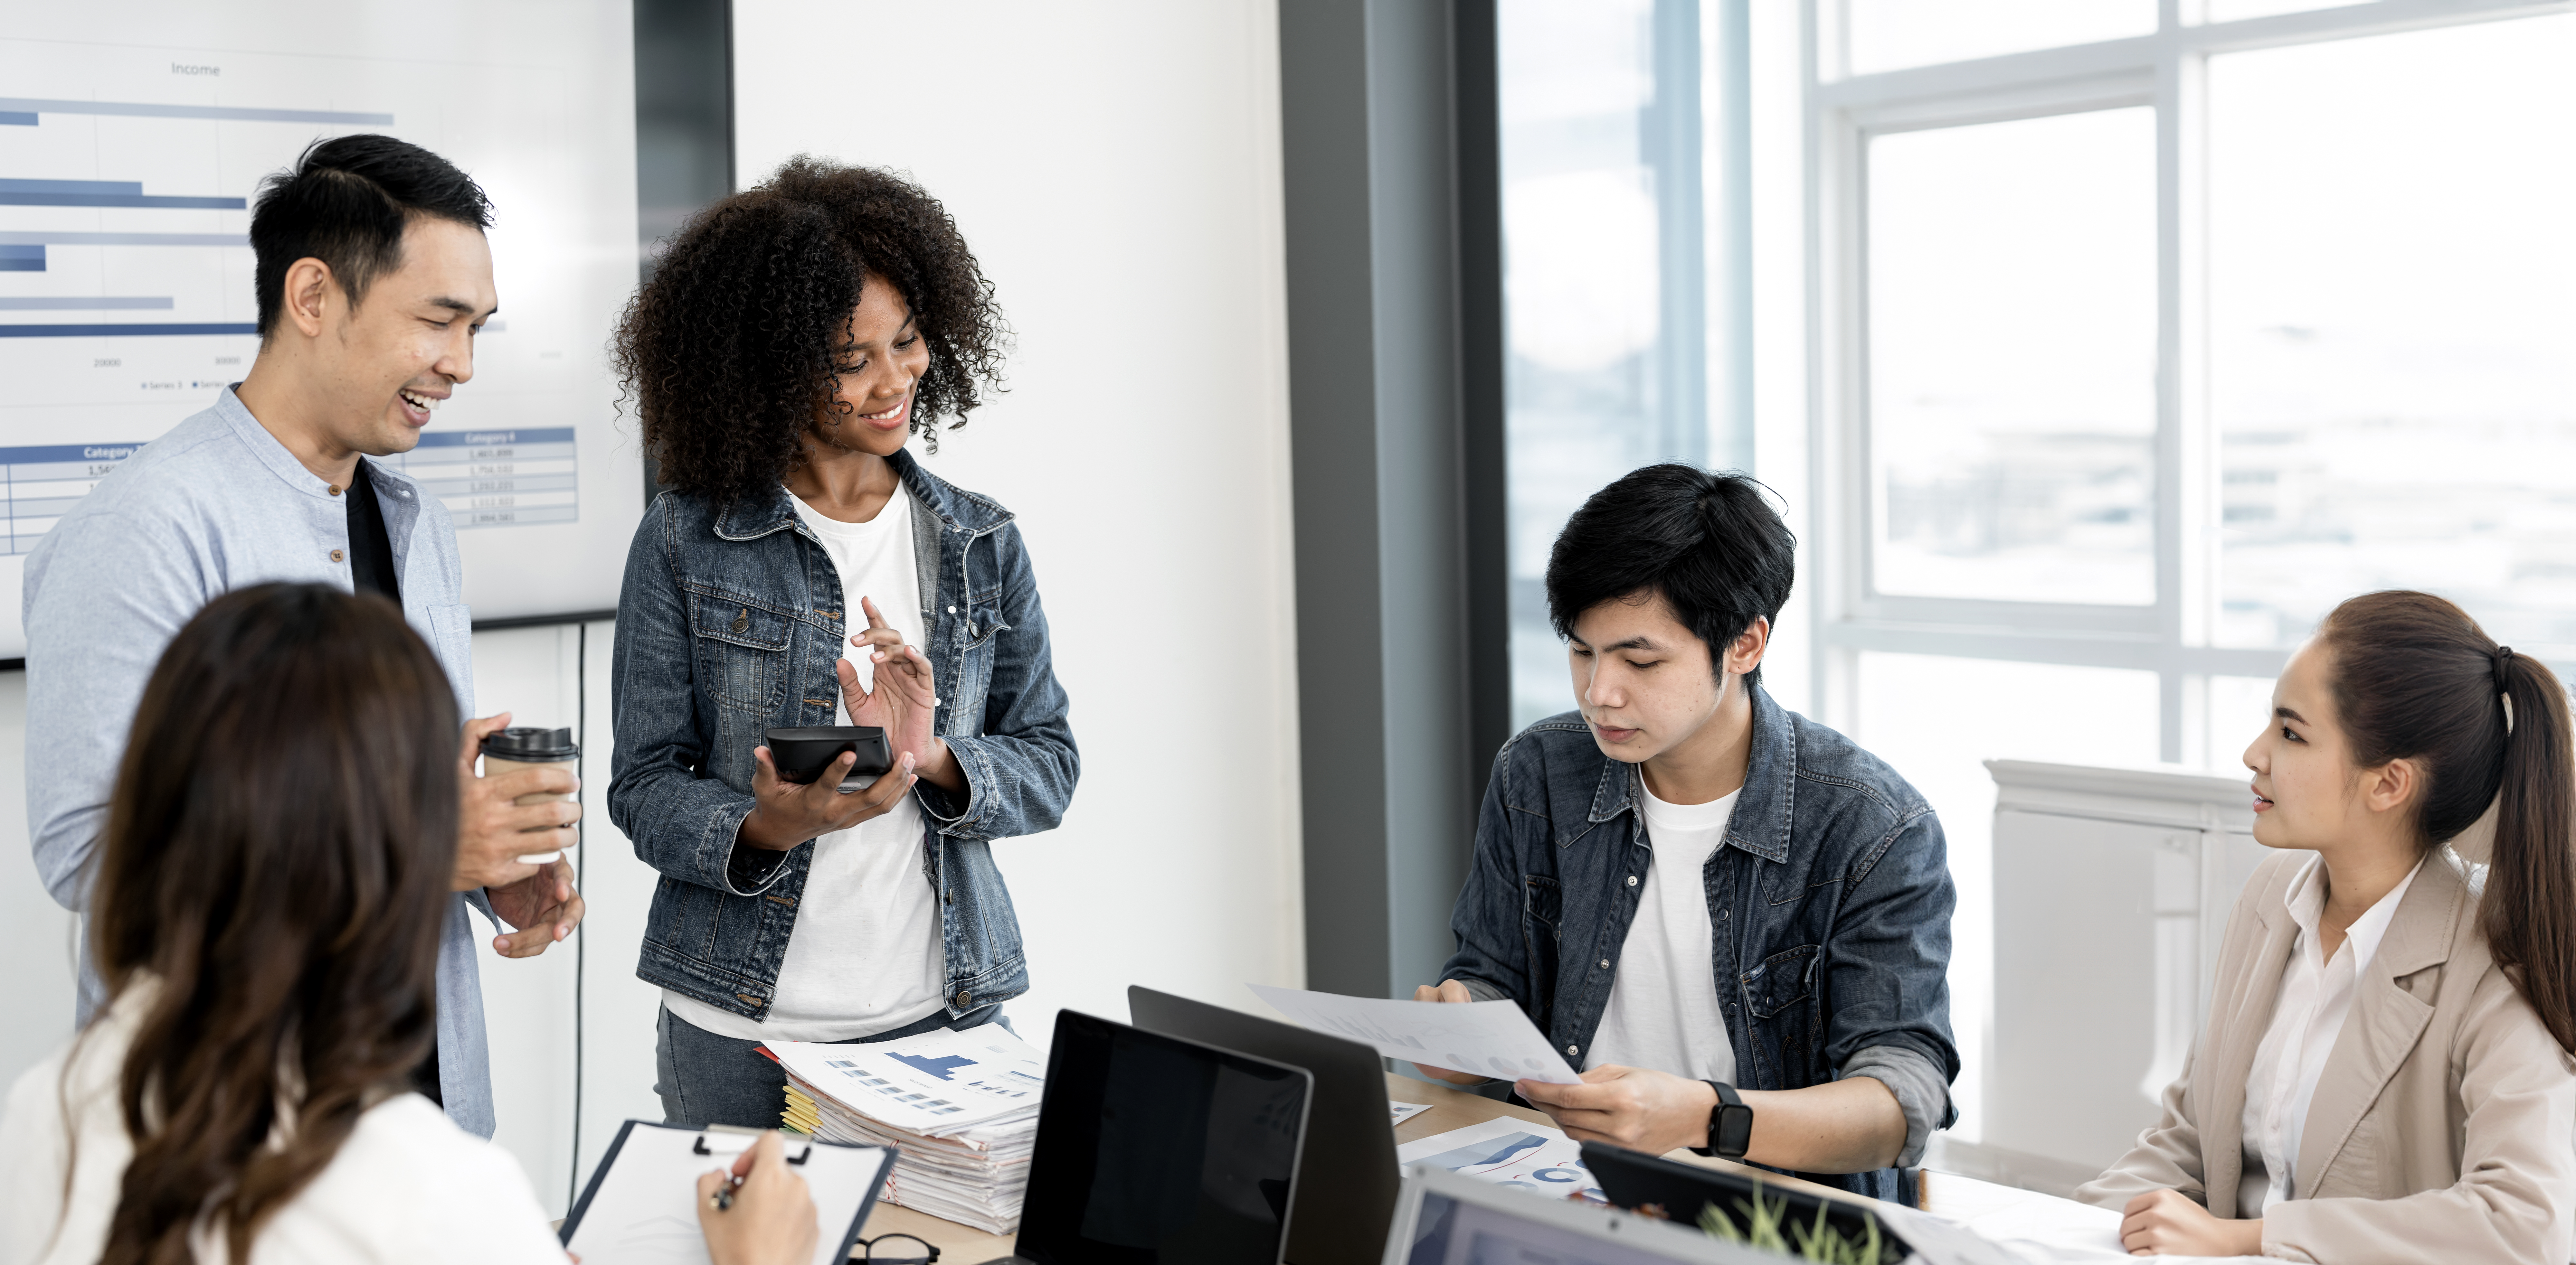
[
  {"x1": 2079, "y1": 590, "x2": 2576, "y2": 1260},
  {"x1": 0, "y1": 585, "x2": 816, "y2": 1265}
]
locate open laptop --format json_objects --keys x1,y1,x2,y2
[
  {"x1": 982, "y1": 1009, "x2": 1314, "y2": 1265},
  {"x1": 1128, "y1": 985, "x2": 1405, "y2": 1265},
  {"x1": 1382, "y1": 1166, "x2": 1759, "y2": 1265}
]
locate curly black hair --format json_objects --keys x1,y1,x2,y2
[{"x1": 614, "y1": 156, "x2": 1008, "y2": 503}]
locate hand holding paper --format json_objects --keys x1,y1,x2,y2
[{"x1": 1248, "y1": 983, "x2": 1583, "y2": 1084}]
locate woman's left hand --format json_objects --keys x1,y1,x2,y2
[
  {"x1": 843, "y1": 596, "x2": 961, "y2": 790},
  {"x1": 2118, "y1": 1189, "x2": 2261, "y2": 1257}
]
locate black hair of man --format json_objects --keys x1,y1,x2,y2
[
  {"x1": 249, "y1": 134, "x2": 494, "y2": 340},
  {"x1": 1545, "y1": 464, "x2": 1797, "y2": 690}
]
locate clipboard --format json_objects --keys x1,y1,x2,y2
[{"x1": 559, "y1": 1120, "x2": 897, "y2": 1265}]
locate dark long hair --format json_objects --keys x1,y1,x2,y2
[
  {"x1": 2317, "y1": 590, "x2": 2576, "y2": 1053},
  {"x1": 84, "y1": 583, "x2": 460, "y2": 1264}
]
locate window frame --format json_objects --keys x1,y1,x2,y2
[{"x1": 1802, "y1": 0, "x2": 2575, "y2": 764}]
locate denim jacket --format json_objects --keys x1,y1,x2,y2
[
  {"x1": 1440, "y1": 685, "x2": 1956, "y2": 1202},
  {"x1": 608, "y1": 449, "x2": 1077, "y2": 1023}
]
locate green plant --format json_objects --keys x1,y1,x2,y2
[{"x1": 1695, "y1": 1178, "x2": 1889, "y2": 1265}]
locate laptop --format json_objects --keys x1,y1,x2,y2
[
  {"x1": 1381, "y1": 1165, "x2": 1757, "y2": 1265},
  {"x1": 983, "y1": 1009, "x2": 1315, "y2": 1265},
  {"x1": 1128, "y1": 986, "x2": 1405, "y2": 1264}
]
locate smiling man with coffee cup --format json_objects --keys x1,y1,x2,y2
[{"x1": 22, "y1": 135, "x2": 580, "y2": 1141}]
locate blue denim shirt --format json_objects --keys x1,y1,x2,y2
[
  {"x1": 608, "y1": 449, "x2": 1076, "y2": 1023},
  {"x1": 1440, "y1": 684, "x2": 1956, "y2": 1202}
]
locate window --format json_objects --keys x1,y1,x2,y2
[
  {"x1": 1498, "y1": 0, "x2": 1746, "y2": 729},
  {"x1": 1806, "y1": 0, "x2": 2575, "y2": 1146}
]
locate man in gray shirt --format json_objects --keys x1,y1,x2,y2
[{"x1": 22, "y1": 135, "x2": 584, "y2": 1139}]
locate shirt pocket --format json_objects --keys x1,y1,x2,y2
[
  {"x1": 690, "y1": 593, "x2": 792, "y2": 715},
  {"x1": 1743, "y1": 943, "x2": 1820, "y2": 1019}
]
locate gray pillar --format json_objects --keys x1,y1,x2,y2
[
  {"x1": 1281, "y1": 1, "x2": 1504, "y2": 1000},
  {"x1": 633, "y1": 0, "x2": 734, "y2": 502}
]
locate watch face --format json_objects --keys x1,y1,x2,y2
[{"x1": 1718, "y1": 1104, "x2": 1755, "y2": 1157}]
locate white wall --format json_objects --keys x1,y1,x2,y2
[{"x1": 729, "y1": 0, "x2": 1305, "y2": 1037}]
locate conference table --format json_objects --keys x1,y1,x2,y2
[{"x1": 856, "y1": 1072, "x2": 2183, "y2": 1264}]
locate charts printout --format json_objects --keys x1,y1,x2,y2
[
  {"x1": 0, "y1": 3, "x2": 647, "y2": 655},
  {"x1": 1248, "y1": 984, "x2": 1584, "y2": 1084},
  {"x1": 1395, "y1": 1117, "x2": 1605, "y2": 1204},
  {"x1": 765, "y1": 1026, "x2": 1047, "y2": 1135}
]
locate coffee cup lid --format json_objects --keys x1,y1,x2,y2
[{"x1": 482, "y1": 726, "x2": 579, "y2": 759}]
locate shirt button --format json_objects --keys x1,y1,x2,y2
[
  {"x1": 329, "y1": 549, "x2": 344, "y2": 563},
  {"x1": 948, "y1": 605, "x2": 957, "y2": 614},
  {"x1": 326, "y1": 485, "x2": 342, "y2": 497},
  {"x1": 1565, "y1": 1045, "x2": 1578, "y2": 1056},
  {"x1": 1627, "y1": 875, "x2": 1638, "y2": 887}
]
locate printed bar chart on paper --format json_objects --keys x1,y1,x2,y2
[{"x1": 764, "y1": 1026, "x2": 1047, "y2": 1135}]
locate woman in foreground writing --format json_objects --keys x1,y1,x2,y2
[
  {"x1": 0, "y1": 584, "x2": 814, "y2": 1265},
  {"x1": 2077, "y1": 590, "x2": 2576, "y2": 1260}
]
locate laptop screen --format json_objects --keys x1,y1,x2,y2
[{"x1": 1017, "y1": 1010, "x2": 1313, "y2": 1265}]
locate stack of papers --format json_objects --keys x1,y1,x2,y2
[{"x1": 766, "y1": 1026, "x2": 1046, "y2": 1234}]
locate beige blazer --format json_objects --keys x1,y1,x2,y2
[{"x1": 2077, "y1": 848, "x2": 2576, "y2": 1263}]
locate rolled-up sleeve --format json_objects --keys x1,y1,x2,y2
[{"x1": 1842, "y1": 1044, "x2": 1948, "y2": 1167}]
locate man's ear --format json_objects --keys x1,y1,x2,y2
[
  {"x1": 279, "y1": 256, "x2": 338, "y2": 340},
  {"x1": 1724, "y1": 616, "x2": 1771, "y2": 677}
]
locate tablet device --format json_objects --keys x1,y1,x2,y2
[
  {"x1": 1579, "y1": 1143, "x2": 1911, "y2": 1257},
  {"x1": 560, "y1": 1121, "x2": 895, "y2": 1265}
]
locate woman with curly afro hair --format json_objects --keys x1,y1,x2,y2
[{"x1": 606, "y1": 156, "x2": 1077, "y2": 1128}]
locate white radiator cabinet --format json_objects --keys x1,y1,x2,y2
[{"x1": 1983, "y1": 760, "x2": 2272, "y2": 1174}]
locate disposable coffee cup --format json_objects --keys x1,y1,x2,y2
[{"x1": 481, "y1": 726, "x2": 579, "y2": 866}]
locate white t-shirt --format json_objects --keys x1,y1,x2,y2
[
  {"x1": 664, "y1": 483, "x2": 946, "y2": 1042},
  {"x1": 1585, "y1": 776, "x2": 1741, "y2": 1085},
  {"x1": 2, "y1": 984, "x2": 565, "y2": 1265}
]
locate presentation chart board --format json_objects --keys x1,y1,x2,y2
[{"x1": 0, "y1": 3, "x2": 643, "y2": 656}]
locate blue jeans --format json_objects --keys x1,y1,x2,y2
[{"x1": 653, "y1": 1003, "x2": 1012, "y2": 1129}]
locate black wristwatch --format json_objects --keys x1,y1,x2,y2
[{"x1": 1694, "y1": 1081, "x2": 1753, "y2": 1159}]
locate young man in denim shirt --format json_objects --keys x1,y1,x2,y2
[{"x1": 1415, "y1": 465, "x2": 1956, "y2": 1203}]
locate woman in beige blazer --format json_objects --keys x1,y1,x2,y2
[{"x1": 2078, "y1": 590, "x2": 2576, "y2": 1261}]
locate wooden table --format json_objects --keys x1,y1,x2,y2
[{"x1": 856, "y1": 1072, "x2": 1868, "y2": 1262}]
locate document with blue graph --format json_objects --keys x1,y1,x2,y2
[
  {"x1": 765, "y1": 1026, "x2": 1046, "y2": 1135},
  {"x1": 1397, "y1": 1116, "x2": 1606, "y2": 1205}
]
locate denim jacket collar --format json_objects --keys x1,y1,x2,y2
[
  {"x1": 1581, "y1": 683, "x2": 1797, "y2": 865},
  {"x1": 711, "y1": 446, "x2": 1016, "y2": 542}
]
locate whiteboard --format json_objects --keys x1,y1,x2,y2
[{"x1": 0, "y1": 1, "x2": 644, "y2": 657}]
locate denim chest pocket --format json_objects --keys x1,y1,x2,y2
[
  {"x1": 1742, "y1": 944, "x2": 1819, "y2": 1019},
  {"x1": 691, "y1": 593, "x2": 792, "y2": 713}
]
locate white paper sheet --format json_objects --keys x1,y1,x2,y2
[
  {"x1": 764, "y1": 1026, "x2": 1047, "y2": 1135},
  {"x1": 1390, "y1": 1101, "x2": 1433, "y2": 1126},
  {"x1": 561, "y1": 1124, "x2": 892, "y2": 1265},
  {"x1": 1396, "y1": 1116, "x2": 1605, "y2": 1204},
  {"x1": 1248, "y1": 984, "x2": 1584, "y2": 1084}
]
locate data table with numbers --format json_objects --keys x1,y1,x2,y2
[{"x1": 0, "y1": 427, "x2": 578, "y2": 554}]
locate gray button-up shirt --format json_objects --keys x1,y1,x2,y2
[{"x1": 22, "y1": 387, "x2": 495, "y2": 1138}]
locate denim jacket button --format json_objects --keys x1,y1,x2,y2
[
  {"x1": 1626, "y1": 875, "x2": 1638, "y2": 887},
  {"x1": 1598, "y1": 959, "x2": 1610, "y2": 969},
  {"x1": 1565, "y1": 1045, "x2": 1578, "y2": 1056},
  {"x1": 955, "y1": 990, "x2": 972, "y2": 1008}
]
